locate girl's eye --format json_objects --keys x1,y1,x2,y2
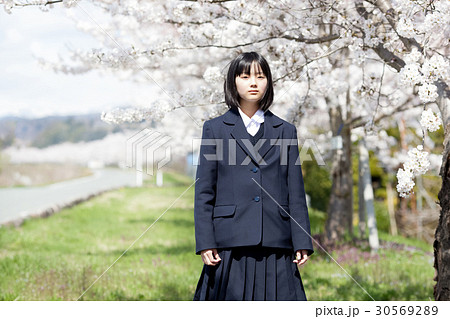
[{"x1": 238, "y1": 74, "x2": 265, "y2": 79}]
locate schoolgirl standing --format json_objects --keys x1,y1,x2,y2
[{"x1": 193, "y1": 52, "x2": 314, "y2": 301}]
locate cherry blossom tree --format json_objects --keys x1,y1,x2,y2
[{"x1": 2, "y1": 0, "x2": 449, "y2": 299}]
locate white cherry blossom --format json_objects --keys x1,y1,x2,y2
[{"x1": 420, "y1": 108, "x2": 442, "y2": 132}]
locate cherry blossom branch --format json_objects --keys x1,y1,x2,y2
[
  {"x1": 350, "y1": 100, "x2": 434, "y2": 129},
  {"x1": 273, "y1": 46, "x2": 347, "y2": 83},
  {"x1": 367, "y1": 0, "x2": 422, "y2": 51}
]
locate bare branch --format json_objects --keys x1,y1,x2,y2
[
  {"x1": 7, "y1": 0, "x2": 62, "y2": 7},
  {"x1": 368, "y1": 43, "x2": 405, "y2": 72},
  {"x1": 281, "y1": 33, "x2": 340, "y2": 44}
]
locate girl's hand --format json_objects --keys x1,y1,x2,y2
[
  {"x1": 293, "y1": 249, "x2": 309, "y2": 266},
  {"x1": 201, "y1": 248, "x2": 222, "y2": 266}
]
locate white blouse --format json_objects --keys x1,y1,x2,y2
[{"x1": 237, "y1": 107, "x2": 265, "y2": 136}]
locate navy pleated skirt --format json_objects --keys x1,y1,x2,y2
[{"x1": 193, "y1": 244, "x2": 307, "y2": 301}]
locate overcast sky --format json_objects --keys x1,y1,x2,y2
[{"x1": 0, "y1": 3, "x2": 155, "y2": 119}]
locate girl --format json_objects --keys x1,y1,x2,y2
[{"x1": 193, "y1": 52, "x2": 314, "y2": 301}]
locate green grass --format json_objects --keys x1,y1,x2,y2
[
  {"x1": 302, "y1": 243, "x2": 433, "y2": 300},
  {"x1": 0, "y1": 171, "x2": 435, "y2": 300}
]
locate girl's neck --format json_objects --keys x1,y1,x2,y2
[{"x1": 238, "y1": 100, "x2": 260, "y2": 118}]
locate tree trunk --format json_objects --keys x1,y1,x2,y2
[
  {"x1": 358, "y1": 154, "x2": 366, "y2": 238},
  {"x1": 386, "y1": 177, "x2": 398, "y2": 236},
  {"x1": 433, "y1": 82, "x2": 450, "y2": 300},
  {"x1": 359, "y1": 137, "x2": 379, "y2": 252},
  {"x1": 396, "y1": 117, "x2": 412, "y2": 235},
  {"x1": 325, "y1": 104, "x2": 353, "y2": 243}
]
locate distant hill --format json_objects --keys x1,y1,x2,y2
[{"x1": 0, "y1": 113, "x2": 149, "y2": 149}]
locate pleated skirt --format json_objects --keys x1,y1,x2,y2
[{"x1": 193, "y1": 244, "x2": 307, "y2": 301}]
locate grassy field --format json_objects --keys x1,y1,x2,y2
[{"x1": 0, "y1": 171, "x2": 435, "y2": 300}]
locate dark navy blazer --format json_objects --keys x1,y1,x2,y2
[{"x1": 194, "y1": 108, "x2": 314, "y2": 256}]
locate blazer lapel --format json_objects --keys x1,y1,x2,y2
[{"x1": 224, "y1": 108, "x2": 282, "y2": 165}]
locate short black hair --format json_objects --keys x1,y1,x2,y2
[{"x1": 224, "y1": 51, "x2": 274, "y2": 112}]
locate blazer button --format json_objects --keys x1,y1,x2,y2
[
  {"x1": 254, "y1": 196, "x2": 260, "y2": 202},
  {"x1": 252, "y1": 167, "x2": 258, "y2": 173}
]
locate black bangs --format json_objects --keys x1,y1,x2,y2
[
  {"x1": 224, "y1": 51, "x2": 274, "y2": 112},
  {"x1": 236, "y1": 56, "x2": 264, "y2": 76}
]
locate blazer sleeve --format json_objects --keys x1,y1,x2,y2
[
  {"x1": 194, "y1": 120, "x2": 218, "y2": 255},
  {"x1": 288, "y1": 125, "x2": 314, "y2": 256}
]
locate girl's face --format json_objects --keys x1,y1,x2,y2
[{"x1": 235, "y1": 61, "x2": 268, "y2": 106}]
